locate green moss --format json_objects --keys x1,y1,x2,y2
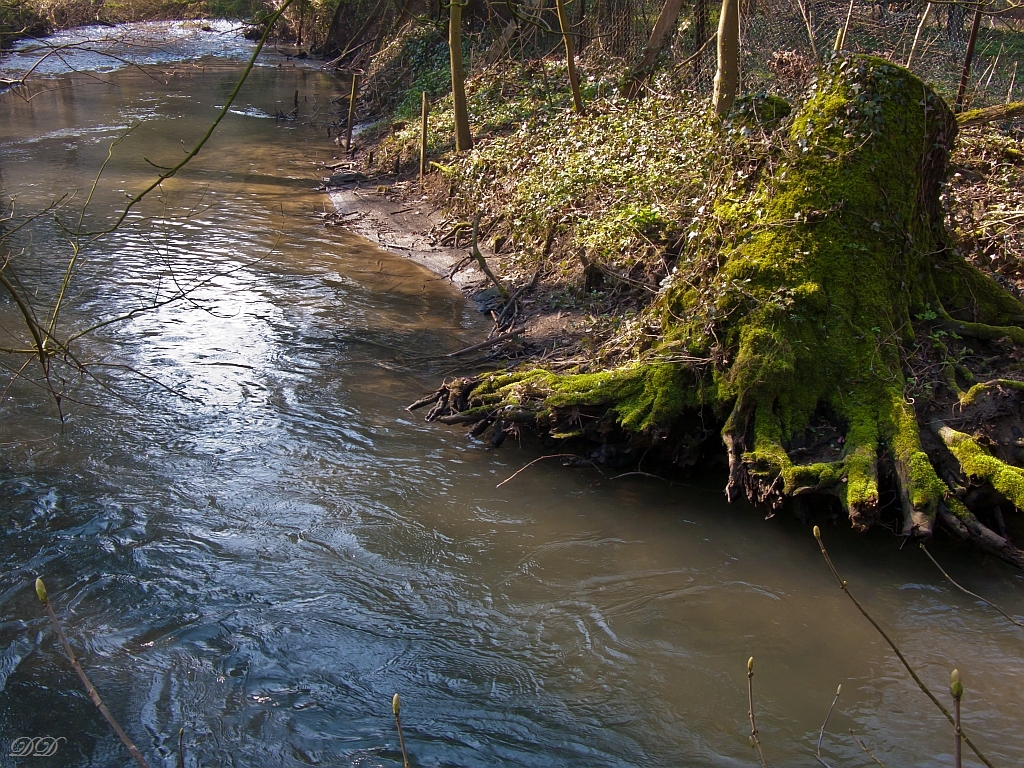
[
  {"x1": 842, "y1": 400, "x2": 880, "y2": 515},
  {"x1": 959, "y1": 378, "x2": 1024, "y2": 406},
  {"x1": 729, "y1": 93, "x2": 792, "y2": 129},
  {"x1": 416, "y1": 55, "x2": 1024, "y2": 540},
  {"x1": 939, "y1": 425, "x2": 1024, "y2": 510},
  {"x1": 883, "y1": 389, "x2": 945, "y2": 526},
  {"x1": 931, "y1": 259, "x2": 1024, "y2": 326}
]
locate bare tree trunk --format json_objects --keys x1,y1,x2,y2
[
  {"x1": 906, "y1": 1, "x2": 931, "y2": 67},
  {"x1": 555, "y1": 0, "x2": 585, "y2": 112},
  {"x1": 623, "y1": 0, "x2": 684, "y2": 98},
  {"x1": 713, "y1": 0, "x2": 739, "y2": 115},
  {"x1": 322, "y1": 0, "x2": 350, "y2": 55},
  {"x1": 484, "y1": 0, "x2": 545, "y2": 68},
  {"x1": 955, "y1": 5, "x2": 983, "y2": 110},
  {"x1": 599, "y1": 0, "x2": 631, "y2": 56},
  {"x1": 693, "y1": 0, "x2": 708, "y2": 75},
  {"x1": 450, "y1": 0, "x2": 473, "y2": 151},
  {"x1": 325, "y1": 0, "x2": 387, "y2": 61}
]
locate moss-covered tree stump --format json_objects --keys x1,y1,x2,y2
[{"x1": 414, "y1": 57, "x2": 1024, "y2": 568}]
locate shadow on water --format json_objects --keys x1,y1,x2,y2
[{"x1": 1, "y1": 25, "x2": 1023, "y2": 768}]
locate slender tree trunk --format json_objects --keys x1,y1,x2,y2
[
  {"x1": 555, "y1": 0, "x2": 585, "y2": 112},
  {"x1": 322, "y1": 0, "x2": 349, "y2": 55},
  {"x1": 956, "y1": 5, "x2": 983, "y2": 110},
  {"x1": 623, "y1": 0, "x2": 684, "y2": 98},
  {"x1": 713, "y1": 0, "x2": 739, "y2": 115},
  {"x1": 906, "y1": 1, "x2": 931, "y2": 67},
  {"x1": 450, "y1": 0, "x2": 473, "y2": 151},
  {"x1": 484, "y1": 0, "x2": 545, "y2": 68}
]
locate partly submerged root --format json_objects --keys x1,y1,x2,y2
[
  {"x1": 883, "y1": 390, "x2": 943, "y2": 538},
  {"x1": 931, "y1": 421, "x2": 1024, "y2": 512},
  {"x1": 938, "y1": 499, "x2": 1024, "y2": 569},
  {"x1": 410, "y1": 57, "x2": 1024, "y2": 569},
  {"x1": 412, "y1": 373, "x2": 1024, "y2": 568}
]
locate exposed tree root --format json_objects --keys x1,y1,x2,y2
[{"x1": 412, "y1": 56, "x2": 1024, "y2": 569}]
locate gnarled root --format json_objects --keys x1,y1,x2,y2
[{"x1": 938, "y1": 500, "x2": 1024, "y2": 569}]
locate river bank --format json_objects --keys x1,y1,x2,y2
[
  {"x1": 326, "y1": 49, "x2": 1024, "y2": 435},
  {"x1": 315, "y1": 33, "x2": 1024, "y2": 571},
  {"x1": 4, "y1": 25, "x2": 1024, "y2": 768}
]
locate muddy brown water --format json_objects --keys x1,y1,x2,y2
[{"x1": 1, "y1": 24, "x2": 1023, "y2": 768}]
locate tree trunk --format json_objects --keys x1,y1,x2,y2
[
  {"x1": 623, "y1": 0, "x2": 684, "y2": 99},
  {"x1": 712, "y1": 0, "x2": 739, "y2": 115},
  {"x1": 417, "y1": 57, "x2": 1024, "y2": 569},
  {"x1": 483, "y1": 0, "x2": 545, "y2": 68},
  {"x1": 449, "y1": 0, "x2": 473, "y2": 152},
  {"x1": 322, "y1": 0, "x2": 351, "y2": 56},
  {"x1": 555, "y1": 0, "x2": 585, "y2": 113}
]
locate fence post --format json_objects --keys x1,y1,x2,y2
[
  {"x1": 345, "y1": 73, "x2": 359, "y2": 152},
  {"x1": 419, "y1": 91, "x2": 428, "y2": 181}
]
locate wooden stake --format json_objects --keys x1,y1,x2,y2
[
  {"x1": 419, "y1": 91, "x2": 428, "y2": 181},
  {"x1": 345, "y1": 73, "x2": 359, "y2": 152}
]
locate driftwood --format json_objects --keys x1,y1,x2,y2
[
  {"x1": 469, "y1": 213, "x2": 509, "y2": 299},
  {"x1": 447, "y1": 327, "x2": 524, "y2": 357}
]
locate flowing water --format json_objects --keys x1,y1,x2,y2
[{"x1": 1, "y1": 24, "x2": 1023, "y2": 768}]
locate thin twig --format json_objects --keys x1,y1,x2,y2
[
  {"x1": 496, "y1": 453, "x2": 605, "y2": 488},
  {"x1": 392, "y1": 694, "x2": 410, "y2": 768},
  {"x1": 36, "y1": 580, "x2": 152, "y2": 768},
  {"x1": 850, "y1": 731, "x2": 887, "y2": 768},
  {"x1": 812, "y1": 528, "x2": 995, "y2": 768},
  {"x1": 446, "y1": 328, "x2": 524, "y2": 357},
  {"x1": 815, "y1": 684, "x2": 841, "y2": 767},
  {"x1": 920, "y1": 543, "x2": 1024, "y2": 628},
  {"x1": 747, "y1": 656, "x2": 770, "y2": 768}
]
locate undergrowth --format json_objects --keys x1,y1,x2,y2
[{"x1": 377, "y1": 61, "x2": 795, "y2": 366}]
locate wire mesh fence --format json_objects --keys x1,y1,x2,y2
[
  {"x1": 556, "y1": 0, "x2": 1024, "y2": 109},
  {"x1": 695, "y1": 0, "x2": 1019, "y2": 107}
]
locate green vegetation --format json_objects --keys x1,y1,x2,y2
[{"x1": 396, "y1": 51, "x2": 1024, "y2": 567}]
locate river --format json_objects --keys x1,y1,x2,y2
[{"x1": 1, "y1": 22, "x2": 1022, "y2": 768}]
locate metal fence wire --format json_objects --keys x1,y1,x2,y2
[{"x1": 563, "y1": 0, "x2": 1023, "y2": 109}]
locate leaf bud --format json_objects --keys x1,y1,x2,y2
[
  {"x1": 813, "y1": 525, "x2": 821, "y2": 540},
  {"x1": 392, "y1": 693, "x2": 401, "y2": 717},
  {"x1": 950, "y1": 669, "x2": 963, "y2": 700},
  {"x1": 747, "y1": 656, "x2": 754, "y2": 673},
  {"x1": 35, "y1": 578, "x2": 47, "y2": 605}
]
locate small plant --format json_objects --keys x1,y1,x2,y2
[
  {"x1": 392, "y1": 693, "x2": 410, "y2": 768},
  {"x1": 34, "y1": 578, "x2": 153, "y2": 768}
]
